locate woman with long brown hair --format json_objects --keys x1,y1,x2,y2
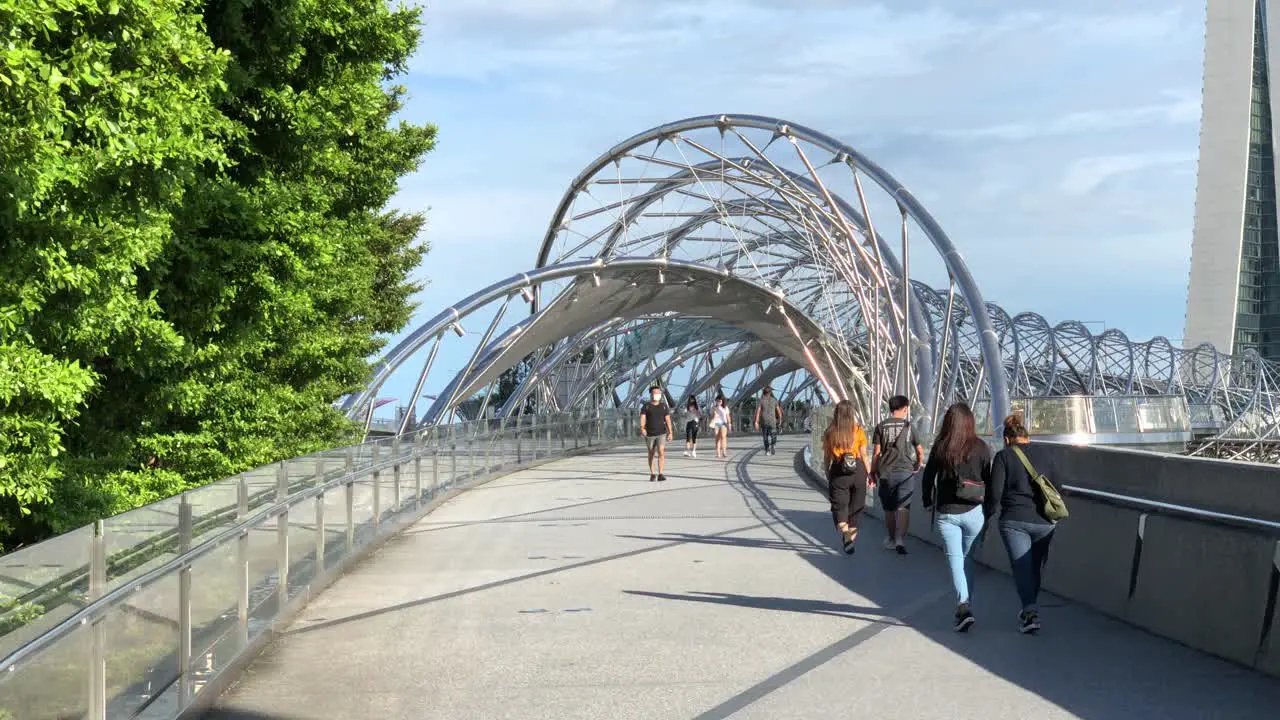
[
  {"x1": 822, "y1": 400, "x2": 873, "y2": 554},
  {"x1": 922, "y1": 402, "x2": 993, "y2": 632}
]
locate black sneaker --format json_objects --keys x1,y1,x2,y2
[
  {"x1": 649, "y1": 474, "x2": 656, "y2": 482},
  {"x1": 657, "y1": 474, "x2": 667, "y2": 482},
  {"x1": 1018, "y1": 609, "x2": 1041, "y2": 634},
  {"x1": 954, "y1": 603, "x2": 975, "y2": 632},
  {"x1": 842, "y1": 539, "x2": 856, "y2": 555},
  {"x1": 895, "y1": 544, "x2": 908, "y2": 555}
]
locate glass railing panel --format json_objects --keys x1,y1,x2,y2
[
  {"x1": 0, "y1": 524, "x2": 92, "y2": 658},
  {"x1": 284, "y1": 497, "x2": 318, "y2": 601},
  {"x1": 0, "y1": 621, "x2": 88, "y2": 720},
  {"x1": 102, "y1": 573, "x2": 179, "y2": 717},
  {"x1": 187, "y1": 541, "x2": 241, "y2": 683},
  {"x1": 1092, "y1": 397, "x2": 1120, "y2": 434},
  {"x1": 103, "y1": 497, "x2": 183, "y2": 594},
  {"x1": 244, "y1": 520, "x2": 280, "y2": 625},
  {"x1": 187, "y1": 481, "x2": 242, "y2": 547}
]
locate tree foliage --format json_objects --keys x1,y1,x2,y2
[
  {"x1": 0, "y1": 0, "x2": 435, "y2": 549},
  {"x1": 493, "y1": 354, "x2": 536, "y2": 414}
]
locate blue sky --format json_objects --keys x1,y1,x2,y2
[{"x1": 377, "y1": 0, "x2": 1207, "y2": 413}]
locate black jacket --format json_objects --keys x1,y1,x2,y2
[
  {"x1": 986, "y1": 442, "x2": 1065, "y2": 525},
  {"x1": 922, "y1": 441, "x2": 992, "y2": 515}
]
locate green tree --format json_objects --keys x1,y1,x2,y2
[
  {"x1": 493, "y1": 354, "x2": 535, "y2": 413},
  {"x1": 0, "y1": 0, "x2": 435, "y2": 546},
  {"x1": 0, "y1": 0, "x2": 234, "y2": 544}
]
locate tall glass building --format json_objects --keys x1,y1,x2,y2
[{"x1": 1185, "y1": 0, "x2": 1280, "y2": 359}]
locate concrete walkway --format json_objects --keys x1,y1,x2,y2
[{"x1": 209, "y1": 436, "x2": 1280, "y2": 720}]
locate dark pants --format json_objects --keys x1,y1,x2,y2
[
  {"x1": 828, "y1": 468, "x2": 868, "y2": 530},
  {"x1": 760, "y1": 424, "x2": 777, "y2": 451},
  {"x1": 999, "y1": 520, "x2": 1055, "y2": 611},
  {"x1": 877, "y1": 470, "x2": 915, "y2": 511},
  {"x1": 686, "y1": 421, "x2": 699, "y2": 443}
]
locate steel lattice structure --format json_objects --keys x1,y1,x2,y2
[{"x1": 342, "y1": 115, "x2": 1280, "y2": 462}]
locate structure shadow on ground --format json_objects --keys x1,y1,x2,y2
[{"x1": 623, "y1": 449, "x2": 1280, "y2": 720}]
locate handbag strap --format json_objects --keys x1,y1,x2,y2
[{"x1": 1011, "y1": 446, "x2": 1039, "y2": 477}]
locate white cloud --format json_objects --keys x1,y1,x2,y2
[{"x1": 1059, "y1": 151, "x2": 1198, "y2": 196}]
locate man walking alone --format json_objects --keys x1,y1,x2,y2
[
  {"x1": 754, "y1": 386, "x2": 783, "y2": 455},
  {"x1": 640, "y1": 385, "x2": 674, "y2": 482},
  {"x1": 871, "y1": 395, "x2": 923, "y2": 554}
]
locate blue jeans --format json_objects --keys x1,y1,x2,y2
[
  {"x1": 760, "y1": 425, "x2": 777, "y2": 451},
  {"x1": 935, "y1": 505, "x2": 985, "y2": 605},
  {"x1": 999, "y1": 520, "x2": 1055, "y2": 611}
]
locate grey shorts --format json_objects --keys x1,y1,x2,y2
[
  {"x1": 645, "y1": 434, "x2": 667, "y2": 450},
  {"x1": 878, "y1": 470, "x2": 916, "y2": 511}
]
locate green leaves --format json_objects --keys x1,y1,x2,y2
[{"x1": 0, "y1": 0, "x2": 434, "y2": 549}]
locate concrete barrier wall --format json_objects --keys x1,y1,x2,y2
[{"x1": 802, "y1": 433, "x2": 1280, "y2": 678}]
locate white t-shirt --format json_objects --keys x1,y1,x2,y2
[{"x1": 712, "y1": 406, "x2": 730, "y2": 426}]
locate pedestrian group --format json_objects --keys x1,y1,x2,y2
[
  {"x1": 642, "y1": 386, "x2": 1067, "y2": 634},
  {"x1": 823, "y1": 396, "x2": 1068, "y2": 634}
]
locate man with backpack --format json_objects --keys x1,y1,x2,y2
[{"x1": 871, "y1": 395, "x2": 923, "y2": 554}]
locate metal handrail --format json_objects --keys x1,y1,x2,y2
[{"x1": 1060, "y1": 485, "x2": 1280, "y2": 535}]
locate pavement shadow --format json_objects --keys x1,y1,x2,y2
[
  {"x1": 622, "y1": 589, "x2": 903, "y2": 625},
  {"x1": 638, "y1": 444, "x2": 1280, "y2": 719},
  {"x1": 201, "y1": 711, "x2": 303, "y2": 720}
]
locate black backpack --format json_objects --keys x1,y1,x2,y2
[{"x1": 945, "y1": 446, "x2": 986, "y2": 503}]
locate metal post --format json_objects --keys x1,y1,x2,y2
[
  {"x1": 344, "y1": 450, "x2": 355, "y2": 551},
  {"x1": 432, "y1": 446, "x2": 440, "y2": 495},
  {"x1": 516, "y1": 414, "x2": 523, "y2": 463},
  {"x1": 414, "y1": 433, "x2": 424, "y2": 507},
  {"x1": 236, "y1": 477, "x2": 249, "y2": 648},
  {"x1": 931, "y1": 277, "x2": 957, "y2": 435},
  {"x1": 468, "y1": 432, "x2": 475, "y2": 481},
  {"x1": 178, "y1": 494, "x2": 193, "y2": 705},
  {"x1": 276, "y1": 463, "x2": 289, "y2": 613},
  {"x1": 399, "y1": 333, "x2": 444, "y2": 436},
  {"x1": 87, "y1": 520, "x2": 106, "y2": 720},
  {"x1": 450, "y1": 427, "x2": 458, "y2": 486},
  {"x1": 371, "y1": 444, "x2": 381, "y2": 529},
  {"x1": 900, "y1": 204, "x2": 912, "y2": 407},
  {"x1": 392, "y1": 438, "x2": 402, "y2": 512},
  {"x1": 315, "y1": 460, "x2": 326, "y2": 575}
]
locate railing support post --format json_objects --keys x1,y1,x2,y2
[
  {"x1": 237, "y1": 477, "x2": 249, "y2": 649},
  {"x1": 371, "y1": 444, "x2": 381, "y2": 529},
  {"x1": 87, "y1": 520, "x2": 106, "y2": 720},
  {"x1": 392, "y1": 438, "x2": 402, "y2": 513},
  {"x1": 450, "y1": 429, "x2": 458, "y2": 486},
  {"x1": 345, "y1": 450, "x2": 355, "y2": 551},
  {"x1": 315, "y1": 460, "x2": 326, "y2": 576},
  {"x1": 468, "y1": 434, "x2": 475, "y2": 482},
  {"x1": 276, "y1": 463, "x2": 289, "y2": 614},
  {"x1": 414, "y1": 433, "x2": 424, "y2": 508},
  {"x1": 432, "y1": 447, "x2": 440, "y2": 495},
  {"x1": 178, "y1": 494, "x2": 194, "y2": 706}
]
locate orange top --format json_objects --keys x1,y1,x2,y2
[{"x1": 824, "y1": 425, "x2": 868, "y2": 459}]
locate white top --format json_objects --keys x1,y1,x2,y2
[
  {"x1": 712, "y1": 406, "x2": 731, "y2": 425},
  {"x1": 686, "y1": 407, "x2": 703, "y2": 422}
]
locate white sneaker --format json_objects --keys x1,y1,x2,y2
[
  {"x1": 882, "y1": 537, "x2": 896, "y2": 550},
  {"x1": 682, "y1": 450, "x2": 689, "y2": 457},
  {"x1": 691, "y1": 450, "x2": 697, "y2": 458}
]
